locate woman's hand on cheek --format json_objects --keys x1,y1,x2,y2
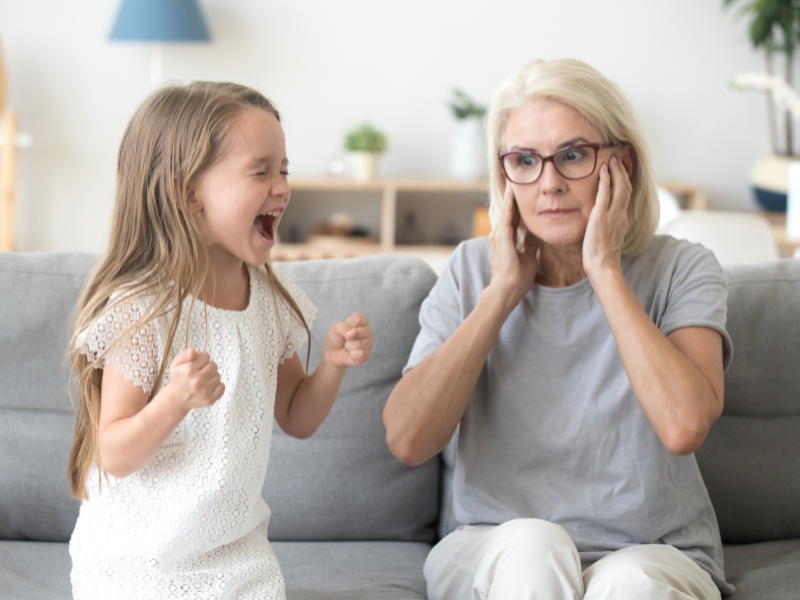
[
  {"x1": 321, "y1": 313, "x2": 373, "y2": 369},
  {"x1": 583, "y1": 156, "x2": 631, "y2": 280},
  {"x1": 488, "y1": 183, "x2": 539, "y2": 311}
]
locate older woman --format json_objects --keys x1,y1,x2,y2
[{"x1": 383, "y1": 59, "x2": 733, "y2": 600}]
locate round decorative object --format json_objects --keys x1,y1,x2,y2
[{"x1": 750, "y1": 153, "x2": 792, "y2": 212}]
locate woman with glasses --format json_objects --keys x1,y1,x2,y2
[{"x1": 384, "y1": 59, "x2": 732, "y2": 600}]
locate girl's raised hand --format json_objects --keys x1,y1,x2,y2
[
  {"x1": 583, "y1": 156, "x2": 631, "y2": 279},
  {"x1": 322, "y1": 313, "x2": 373, "y2": 368},
  {"x1": 488, "y1": 183, "x2": 539, "y2": 311},
  {"x1": 167, "y1": 348, "x2": 225, "y2": 410}
]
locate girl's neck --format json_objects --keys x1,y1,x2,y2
[
  {"x1": 535, "y1": 242, "x2": 587, "y2": 288},
  {"x1": 199, "y1": 251, "x2": 251, "y2": 311}
]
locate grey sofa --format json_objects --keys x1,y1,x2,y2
[{"x1": 1, "y1": 251, "x2": 798, "y2": 600}]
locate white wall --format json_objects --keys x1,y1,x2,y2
[{"x1": 1, "y1": 0, "x2": 768, "y2": 252}]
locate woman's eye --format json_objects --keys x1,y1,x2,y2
[
  {"x1": 518, "y1": 154, "x2": 538, "y2": 168},
  {"x1": 561, "y1": 149, "x2": 587, "y2": 162}
]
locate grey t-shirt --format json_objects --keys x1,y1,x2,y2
[{"x1": 404, "y1": 235, "x2": 733, "y2": 593}]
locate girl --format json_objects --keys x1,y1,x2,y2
[{"x1": 67, "y1": 81, "x2": 373, "y2": 600}]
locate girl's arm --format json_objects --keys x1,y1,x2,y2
[
  {"x1": 98, "y1": 348, "x2": 225, "y2": 478},
  {"x1": 383, "y1": 186, "x2": 540, "y2": 467},
  {"x1": 274, "y1": 313, "x2": 372, "y2": 439},
  {"x1": 584, "y1": 156, "x2": 724, "y2": 456}
]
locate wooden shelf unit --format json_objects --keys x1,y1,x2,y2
[{"x1": 273, "y1": 178, "x2": 488, "y2": 262}]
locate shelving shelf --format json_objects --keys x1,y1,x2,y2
[{"x1": 272, "y1": 178, "x2": 488, "y2": 262}]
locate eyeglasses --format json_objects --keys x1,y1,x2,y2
[{"x1": 499, "y1": 143, "x2": 619, "y2": 185}]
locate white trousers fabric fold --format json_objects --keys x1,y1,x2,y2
[{"x1": 424, "y1": 519, "x2": 721, "y2": 600}]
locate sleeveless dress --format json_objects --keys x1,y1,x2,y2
[{"x1": 69, "y1": 265, "x2": 317, "y2": 600}]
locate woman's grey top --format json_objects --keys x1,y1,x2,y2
[{"x1": 404, "y1": 235, "x2": 734, "y2": 593}]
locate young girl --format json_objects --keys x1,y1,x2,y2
[{"x1": 66, "y1": 81, "x2": 373, "y2": 600}]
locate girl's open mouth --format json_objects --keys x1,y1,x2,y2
[{"x1": 254, "y1": 214, "x2": 277, "y2": 241}]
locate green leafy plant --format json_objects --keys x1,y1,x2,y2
[
  {"x1": 449, "y1": 89, "x2": 486, "y2": 120},
  {"x1": 344, "y1": 124, "x2": 387, "y2": 154},
  {"x1": 724, "y1": 0, "x2": 800, "y2": 155}
]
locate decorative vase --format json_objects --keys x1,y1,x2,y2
[
  {"x1": 750, "y1": 153, "x2": 792, "y2": 212},
  {"x1": 450, "y1": 119, "x2": 484, "y2": 180},
  {"x1": 349, "y1": 152, "x2": 380, "y2": 182}
]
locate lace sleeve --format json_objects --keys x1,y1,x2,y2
[
  {"x1": 272, "y1": 267, "x2": 318, "y2": 363},
  {"x1": 78, "y1": 295, "x2": 160, "y2": 395}
]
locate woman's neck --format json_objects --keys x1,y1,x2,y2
[
  {"x1": 536, "y1": 242, "x2": 587, "y2": 288},
  {"x1": 200, "y1": 251, "x2": 251, "y2": 311}
]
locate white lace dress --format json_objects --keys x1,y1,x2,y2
[{"x1": 69, "y1": 265, "x2": 317, "y2": 600}]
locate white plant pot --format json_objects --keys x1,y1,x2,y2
[
  {"x1": 451, "y1": 119, "x2": 484, "y2": 180},
  {"x1": 349, "y1": 152, "x2": 381, "y2": 182}
]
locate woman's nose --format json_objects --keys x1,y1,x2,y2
[{"x1": 538, "y1": 160, "x2": 565, "y2": 193}]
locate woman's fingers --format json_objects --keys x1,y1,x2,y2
[
  {"x1": 595, "y1": 162, "x2": 611, "y2": 213},
  {"x1": 608, "y1": 156, "x2": 632, "y2": 212},
  {"x1": 499, "y1": 182, "x2": 516, "y2": 229}
]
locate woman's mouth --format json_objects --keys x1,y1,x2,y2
[
  {"x1": 254, "y1": 210, "x2": 281, "y2": 241},
  {"x1": 540, "y1": 209, "x2": 577, "y2": 218}
]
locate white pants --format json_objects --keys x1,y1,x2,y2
[{"x1": 424, "y1": 519, "x2": 721, "y2": 600}]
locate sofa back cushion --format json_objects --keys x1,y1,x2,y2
[
  {"x1": 695, "y1": 260, "x2": 800, "y2": 543},
  {"x1": 0, "y1": 253, "x2": 90, "y2": 542},
  {"x1": 0, "y1": 252, "x2": 440, "y2": 544},
  {"x1": 264, "y1": 256, "x2": 440, "y2": 542}
]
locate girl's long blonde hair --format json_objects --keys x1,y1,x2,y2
[
  {"x1": 486, "y1": 58, "x2": 659, "y2": 255},
  {"x1": 68, "y1": 81, "x2": 310, "y2": 501}
]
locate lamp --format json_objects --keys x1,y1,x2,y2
[{"x1": 110, "y1": 0, "x2": 211, "y2": 87}]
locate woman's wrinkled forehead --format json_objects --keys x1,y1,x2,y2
[{"x1": 502, "y1": 98, "x2": 603, "y2": 151}]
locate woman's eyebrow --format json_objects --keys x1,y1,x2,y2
[
  {"x1": 557, "y1": 137, "x2": 590, "y2": 149},
  {"x1": 508, "y1": 137, "x2": 591, "y2": 153}
]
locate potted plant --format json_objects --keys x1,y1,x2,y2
[
  {"x1": 344, "y1": 123, "x2": 387, "y2": 182},
  {"x1": 725, "y1": 0, "x2": 800, "y2": 210},
  {"x1": 449, "y1": 89, "x2": 486, "y2": 180}
]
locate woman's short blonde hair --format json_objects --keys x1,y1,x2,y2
[{"x1": 486, "y1": 58, "x2": 659, "y2": 255}]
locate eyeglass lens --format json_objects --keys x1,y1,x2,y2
[{"x1": 503, "y1": 146, "x2": 597, "y2": 184}]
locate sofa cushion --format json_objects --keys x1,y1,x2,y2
[
  {"x1": 265, "y1": 256, "x2": 440, "y2": 542},
  {"x1": 696, "y1": 261, "x2": 800, "y2": 543},
  {"x1": 0, "y1": 253, "x2": 92, "y2": 542},
  {"x1": 274, "y1": 541, "x2": 429, "y2": 599},
  {"x1": 0, "y1": 540, "x2": 430, "y2": 600},
  {"x1": 723, "y1": 539, "x2": 800, "y2": 599}
]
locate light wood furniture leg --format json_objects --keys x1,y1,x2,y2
[
  {"x1": 380, "y1": 183, "x2": 397, "y2": 252},
  {"x1": 1, "y1": 109, "x2": 16, "y2": 252}
]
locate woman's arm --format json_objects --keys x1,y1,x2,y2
[
  {"x1": 274, "y1": 313, "x2": 372, "y2": 439},
  {"x1": 98, "y1": 348, "x2": 225, "y2": 478},
  {"x1": 383, "y1": 185, "x2": 540, "y2": 467},
  {"x1": 584, "y1": 157, "x2": 724, "y2": 456}
]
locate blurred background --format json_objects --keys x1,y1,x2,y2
[{"x1": 0, "y1": 0, "x2": 770, "y2": 253}]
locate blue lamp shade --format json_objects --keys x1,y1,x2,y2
[{"x1": 110, "y1": 0, "x2": 211, "y2": 42}]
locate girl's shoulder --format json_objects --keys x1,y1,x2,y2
[{"x1": 249, "y1": 264, "x2": 318, "y2": 363}]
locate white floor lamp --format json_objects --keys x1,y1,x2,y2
[{"x1": 109, "y1": 0, "x2": 212, "y2": 88}]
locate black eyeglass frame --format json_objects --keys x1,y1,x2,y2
[{"x1": 498, "y1": 142, "x2": 620, "y2": 185}]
